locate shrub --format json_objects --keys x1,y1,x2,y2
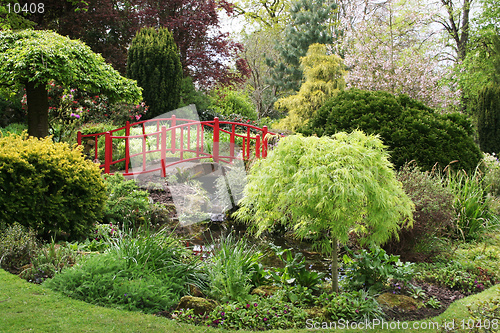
[
  {"x1": 414, "y1": 262, "x2": 494, "y2": 294},
  {"x1": 301, "y1": 89, "x2": 483, "y2": 172},
  {"x1": 19, "y1": 240, "x2": 77, "y2": 284},
  {"x1": 383, "y1": 162, "x2": 455, "y2": 259},
  {"x1": 0, "y1": 133, "x2": 107, "y2": 241},
  {"x1": 266, "y1": 245, "x2": 325, "y2": 292},
  {"x1": 102, "y1": 174, "x2": 153, "y2": 228},
  {"x1": 0, "y1": 94, "x2": 24, "y2": 128},
  {"x1": 342, "y1": 246, "x2": 414, "y2": 292},
  {"x1": 0, "y1": 123, "x2": 27, "y2": 136},
  {"x1": 317, "y1": 290, "x2": 384, "y2": 321},
  {"x1": 209, "y1": 85, "x2": 257, "y2": 120},
  {"x1": 483, "y1": 153, "x2": 500, "y2": 196},
  {"x1": 0, "y1": 222, "x2": 39, "y2": 273}
]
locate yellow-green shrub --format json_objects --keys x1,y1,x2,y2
[{"x1": 0, "y1": 133, "x2": 106, "y2": 240}]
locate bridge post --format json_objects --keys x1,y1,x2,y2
[
  {"x1": 125, "y1": 121, "x2": 130, "y2": 173},
  {"x1": 213, "y1": 117, "x2": 220, "y2": 163},
  {"x1": 256, "y1": 134, "x2": 261, "y2": 158},
  {"x1": 104, "y1": 131, "x2": 112, "y2": 174},
  {"x1": 230, "y1": 124, "x2": 235, "y2": 162},
  {"x1": 171, "y1": 115, "x2": 176, "y2": 155},
  {"x1": 161, "y1": 125, "x2": 167, "y2": 177},
  {"x1": 262, "y1": 126, "x2": 268, "y2": 158},
  {"x1": 77, "y1": 131, "x2": 82, "y2": 146}
]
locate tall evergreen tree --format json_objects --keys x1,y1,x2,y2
[
  {"x1": 127, "y1": 27, "x2": 183, "y2": 119},
  {"x1": 476, "y1": 83, "x2": 500, "y2": 154},
  {"x1": 266, "y1": 0, "x2": 337, "y2": 95}
]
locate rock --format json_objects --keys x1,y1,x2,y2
[
  {"x1": 251, "y1": 285, "x2": 280, "y2": 297},
  {"x1": 210, "y1": 213, "x2": 225, "y2": 222},
  {"x1": 376, "y1": 293, "x2": 421, "y2": 311},
  {"x1": 305, "y1": 306, "x2": 328, "y2": 321},
  {"x1": 175, "y1": 296, "x2": 217, "y2": 316}
]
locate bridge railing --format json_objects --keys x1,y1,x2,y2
[{"x1": 77, "y1": 116, "x2": 275, "y2": 176}]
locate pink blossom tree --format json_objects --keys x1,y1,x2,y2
[{"x1": 344, "y1": 0, "x2": 459, "y2": 110}]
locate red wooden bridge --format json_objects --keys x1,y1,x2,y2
[{"x1": 77, "y1": 116, "x2": 276, "y2": 177}]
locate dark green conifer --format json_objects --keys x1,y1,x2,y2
[
  {"x1": 476, "y1": 84, "x2": 500, "y2": 154},
  {"x1": 127, "y1": 27, "x2": 183, "y2": 119},
  {"x1": 266, "y1": 0, "x2": 337, "y2": 95}
]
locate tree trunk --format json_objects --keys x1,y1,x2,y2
[
  {"x1": 26, "y1": 80, "x2": 49, "y2": 138},
  {"x1": 331, "y1": 236, "x2": 338, "y2": 292}
]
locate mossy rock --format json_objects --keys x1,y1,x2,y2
[
  {"x1": 251, "y1": 285, "x2": 280, "y2": 296},
  {"x1": 376, "y1": 293, "x2": 421, "y2": 311},
  {"x1": 305, "y1": 306, "x2": 328, "y2": 321},
  {"x1": 175, "y1": 296, "x2": 217, "y2": 315}
]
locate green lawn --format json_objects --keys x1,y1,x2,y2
[{"x1": 1, "y1": 269, "x2": 498, "y2": 333}]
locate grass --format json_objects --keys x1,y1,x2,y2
[{"x1": 1, "y1": 269, "x2": 499, "y2": 333}]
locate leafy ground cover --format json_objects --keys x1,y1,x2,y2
[{"x1": 1, "y1": 268, "x2": 499, "y2": 333}]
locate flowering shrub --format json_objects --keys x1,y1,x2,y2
[
  {"x1": 483, "y1": 152, "x2": 500, "y2": 196},
  {"x1": 20, "y1": 81, "x2": 148, "y2": 142},
  {"x1": 174, "y1": 296, "x2": 307, "y2": 330}
]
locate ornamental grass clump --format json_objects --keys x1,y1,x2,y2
[
  {"x1": 202, "y1": 233, "x2": 264, "y2": 303},
  {"x1": 45, "y1": 228, "x2": 204, "y2": 314},
  {"x1": 445, "y1": 166, "x2": 500, "y2": 241},
  {"x1": 234, "y1": 131, "x2": 414, "y2": 292}
]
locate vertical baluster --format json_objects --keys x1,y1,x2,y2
[{"x1": 213, "y1": 117, "x2": 219, "y2": 163}]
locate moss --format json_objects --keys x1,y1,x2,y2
[
  {"x1": 250, "y1": 285, "x2": 280, "y2": 297},
  {"x1": 175, "y1": 296, "x2": 217, "y2": 316},
  {"x1": 377, "y1": 292, "x2": 421, "y2": 311}
]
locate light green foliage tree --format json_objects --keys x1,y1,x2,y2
[
  {"x1": 209, "y1": 85, "x2": 257, "y2": 120},
  {"x1": 233, "y1": 0, "x2": 291, "y2": 29},
  {"x1": 457, "y1": 0, "x2": 500, "y2": 109},
  {"x1": 127, "y1": 27, "x2": 183, "y2": 119},
  {"x1": 234, "y1": 131, "x2": 415, "y2": 291},
  {"x1": 266, "y1": 0, "x2": 338, "y2": 95},
  {"x1": 0, "y1": 29, "x2": 142, "y2": 138},
  {"x1": 0, "y1": 1, "x2": 35, "y2": 30},
  {"x1": 273, "y1": 43, "x2": 345, "y2": 131}
]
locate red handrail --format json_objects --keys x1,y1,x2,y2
[{"x1": 77, "y1": 116, "x2": 277, "y2": 176}]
